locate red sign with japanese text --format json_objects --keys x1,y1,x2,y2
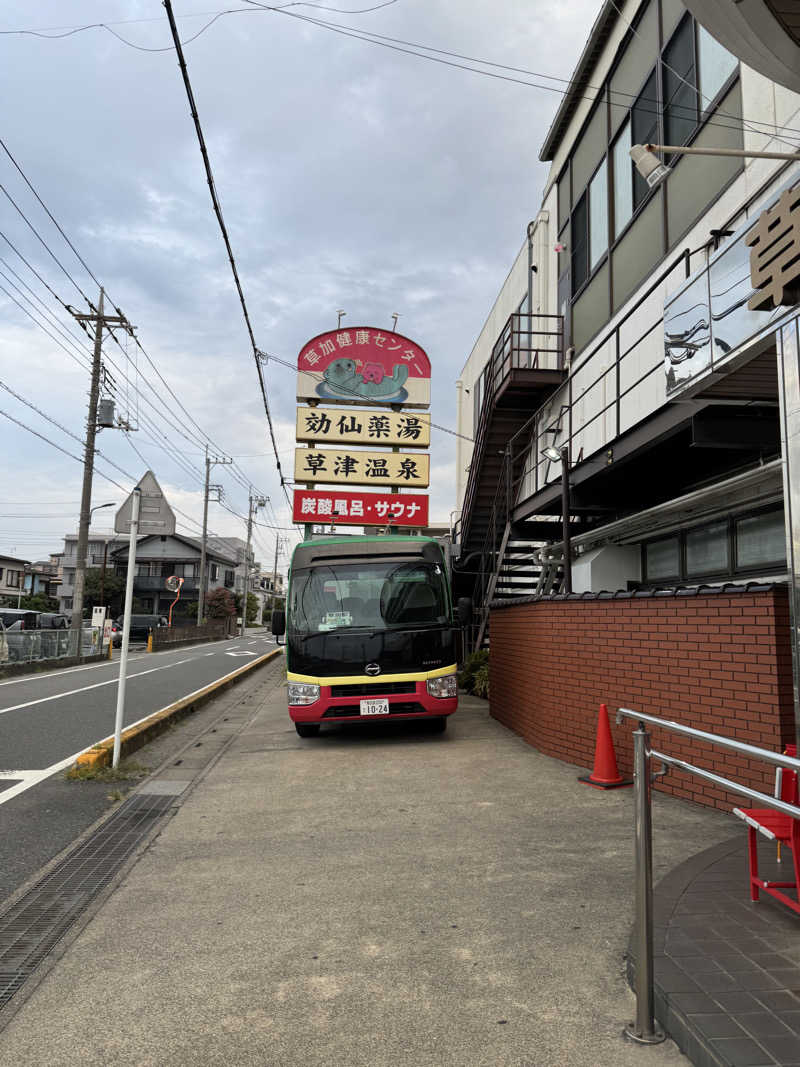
[
  {"x1": 293, "y1": 489, "x2": 429, "y2": 527},
  {"x1": 296, "y1": 327, "x2": 431, "y2": 409}
]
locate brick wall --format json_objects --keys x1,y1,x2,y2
[{"x1": 489, "y1": 587, "x2": 795, "y2": 811}]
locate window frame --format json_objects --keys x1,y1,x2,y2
[{"x1": 557, "y1": 2, "x2": 740, "y2": 343}]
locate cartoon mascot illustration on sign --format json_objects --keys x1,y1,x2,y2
[{"x1": 318, "y1": 358, "x2": 409, "y2": 402}]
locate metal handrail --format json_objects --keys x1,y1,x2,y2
[
  {"x1": 616, "y1": 705, "x2": 800, "y2": 1046},
  {"x1": 616, "y1": 706, "x2": 800, "y2": 773}
]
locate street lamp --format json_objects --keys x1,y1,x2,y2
[
  {"x1": 541, "y1": 444, "x2": 572, "y2": 594},
  {"x1": 630, "y1": 142, "x2": 800, "y2": 192},
  {"x1": 89, "y1": 502, "x2": 114, "y2": 520}
]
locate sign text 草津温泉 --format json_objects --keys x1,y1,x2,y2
[
  {"x1": 296, "y1": 328, "x2": 431, "y2": 409},
  {"x1": 295, "y1": 407, "x2": 430, "y2": 447},
  {"x1": 292, "y1": 490, "x2": 429, "y2": 527},
  {"x1": 294, "y1": 448, "x2": 430, "y2": 488}
]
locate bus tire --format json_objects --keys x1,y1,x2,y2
[
  {"x1": 428, "y1": 716, "x2": 447, "y2": 733},
  {"x1": 295, "y1": 723, "x2": 321, "y2": 738}
]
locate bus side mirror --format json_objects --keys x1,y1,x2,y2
[
  {"x1": 457, "y1": 597, "x2": 472, "y2": 626},
  {"x1": 271, "y1": 609, "x2": 286, "y2": 639}
]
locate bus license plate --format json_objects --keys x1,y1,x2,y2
[{"x1": 360, "y1": 699, "x2": 389, "y2": 716}]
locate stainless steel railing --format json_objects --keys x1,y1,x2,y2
[{"x1": 614, "y1": 706, "x2": 800, "y2": 1045}]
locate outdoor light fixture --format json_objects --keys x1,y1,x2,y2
[
  {"x1": 89, "y1": 502, "x2": 114, "y2": 518},
  {"x1": 629, "y1": 144, "x2": 671, "y2": 190},
  {"x1": 630, "y1": 142, "x2": 800, "y2": 192},
  {"x1": 540, "y1": 445, "x2": 572, "y2": 594}
]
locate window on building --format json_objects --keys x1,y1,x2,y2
[
  {"x1": 571, "y1": 192, "x2": 589, "y2": 293},
  {"x1": 224, "y1": 569, "x2": 235, "y2": 588},
  {"x1": 612, "y1": 120, "x2": 633, "y2": 237},
  {"x1": 631, "y1": 69, "x2": 659, "y2": 209},
  {"x1": 686, "y1": 521, "x2": 728, "y2": 575},
  {"x1": 662, "y1": 15, "x2": 698, "y2": 149},
  {"x1": 210, "y1": 563, "x2": 219, "y2": 581},
  {"x1": 589, "y1": 160, "x2": 609, "y2": 269},
  {"x1": 0, "y1": 568, "x2": 3, "y2": 581},
  {"x1": 736, "y1": 511, "x2": 786, "y2": 569},
  {"x1": 697, "y1": 25, "x2": 737, "y2": 109},
  {"x1": 63, "y1": 597, "x2": 72, "y2": 610},
  {"x1": 645, "y1": 536, "x2": 680, "y2": 580}
]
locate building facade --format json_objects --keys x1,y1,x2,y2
[
  {"x1": 455, "y1": 0, "x2": 800, "y2": 640},
  {"x1": 0, "y1": 554, "x2": 30, "y2": 605}
]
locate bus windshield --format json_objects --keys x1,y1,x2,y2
[{"x1": 289, "y1": 560, "x2": 450, "y2": 634}]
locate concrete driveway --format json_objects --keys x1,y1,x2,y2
[{"x1": 0, "y1": 683, "x2": 736, "y2": 1066}]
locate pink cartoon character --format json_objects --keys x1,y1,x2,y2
[{"x1": 361, "y1": 362, "x2": 385, "y2": 384}]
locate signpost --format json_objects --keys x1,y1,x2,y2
[
  {"x1": 293, "y1": 489, "x2": 429, "y2": 527},
  {"x1": 295, "y1": 407, "x2": 430, "y2": 447}
]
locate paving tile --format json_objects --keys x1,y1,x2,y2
[
  {"x1": 756, "y1": 991, "x2": 800, "y2": 1012},
  {"x1": 715, "y1": 992, "x2": 773, "y2": 1013},
  {"x1": 669, "y1": 991, "x2": 724, "y2": 1014},
  {"x1": 676, "y1": 956, "x2": 724, "y2": 973},
  {"x1": 689, "y1": 1013, "x2": 747, "y2": 1038},
  {"x1": 709, "y1": 1036, "x2": 775, "y2": 1064},
  {"x1": 779, "y1": 1012, "x2": 800, "y2": 1034},
  {"x1": 696, "y1": 971, "x2": 744, "y2": 993},
  {"x1": 757, "y1": 1032, "x2": 800, "y2": 1060},
  {"x1": 738, "y1": 1013, "x2": 796, "y2": 1039},
  {"x1": 740, "y1": 973, "x2": 784, "y2": 992},
  {"x1": 714, "y1": 954, "x2": 766, "y2": 972}
]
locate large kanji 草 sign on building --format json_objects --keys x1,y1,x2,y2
[
  {"x1": 293, "y1": 490, "x2": 429, "y2": 527},
  {"x1": 296, "y1": 406, "x2": 430, "y2": 447},
  {"x1": 294, "y1": 448, "x2": 430, "y2": 487},
  {"x1": 297, "y1": 327, "x2": 431, "y2": 409}
]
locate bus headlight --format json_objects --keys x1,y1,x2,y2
[
  {"x1": 426, "y1": 674, "x2": 458, "y2": 699},
  {"x1": 288, "y1": 682, "x2": 320, "y2": 706}
]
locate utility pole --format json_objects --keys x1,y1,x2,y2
[
  {"x1": 69, "y1": 288, "x2": 133, "y2": 637},
  {"x1": 240, "y1": 494, "x2": 267, "y2": 637},
  {"x1": 197, "y1": 446, "x2": 232, "y2": 623},
  {"x1": 271, "y1": 535, "x2": 280, "y2": 608}
]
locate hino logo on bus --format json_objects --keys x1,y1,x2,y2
[{"x1": 365, "y1": 663, "x2": 381, "y2": 676}]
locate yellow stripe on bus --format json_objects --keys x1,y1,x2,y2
[{"x1": 287, "y1": 664, "x2": 457, "y2": 686}]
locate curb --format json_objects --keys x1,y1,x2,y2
[{"x1": 69, "y1": 647, "x2": 283, "y2": 773}]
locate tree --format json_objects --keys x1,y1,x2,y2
[
  {"x1": 235, "y1": 592, "x2": 260, "y2": 625},
  {"x1": 10, "y1": 592, "x2": 59, "y2": 612},
  {"x1": 83, "y1": 567, "x2": 126, "y2": 617},
  {"x1": 206, "y1": 587, "x2": 235, "y2": 619}
]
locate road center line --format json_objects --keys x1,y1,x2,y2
[{"x1": 0, "y1": 658, "x2": 195, "y2": 717}]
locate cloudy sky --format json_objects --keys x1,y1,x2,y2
[{"x1": 0, "y1": 0, "x2": 598, "y2": 575}]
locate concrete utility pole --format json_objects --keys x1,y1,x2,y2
[
  {"x1": 197, "y1": 446, "x2": 232, "y2": 624},
  {"x1": 271, "y1": 535, "x2": 280, "y2": 607},
  {"x1": 240, "y1": 494, "x2": 267, "y2": 637},
  {"x1": 69, "y1": 289, "x2": 132, "y2": 636}
]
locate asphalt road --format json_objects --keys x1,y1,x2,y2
[{"x1": 0, "y1": 631, "x2": 280, "y2": 905}]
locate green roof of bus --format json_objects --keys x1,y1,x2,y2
[{"x1": 294, "y1": 534, "x2": 438, "y2": 552}]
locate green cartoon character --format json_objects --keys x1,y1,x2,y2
[{"x1": 319, "y1": 358, "x2": 408, "y2": 400}]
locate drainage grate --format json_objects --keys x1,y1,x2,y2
[{"x1": 0, "y1": 792, "x2": 173, "y2": 1012}]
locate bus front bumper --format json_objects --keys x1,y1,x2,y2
[{"x1": 288, "y1": 670, "x2": 458, "y2": 724}]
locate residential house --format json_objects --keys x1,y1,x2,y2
[
  {"x1": 0, "y1": 554, "x2": 30, "y2": 604},
  {"x1": 59, "y1": 533, "x2": 127, "y2": 616}
]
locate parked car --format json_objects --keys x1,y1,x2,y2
[
  {"x1": 0, "y1": 609, "x2": 40, "y2": 631},
  {"x1": 39, "y1": 613, "x2": 69, "y2": 629},
  {"x1": 113, "y1": 614, "x2": 169, "y2": 646}
]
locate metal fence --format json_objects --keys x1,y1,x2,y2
[
  {"x1": 0, "y1": 627, "x2": 104, "y2": 665},
  {"x1": 150, "y1": 619, "x2": 232, "y2": 651},
  {"x1": 615, "y1": 706, "x2": 800, "y2": 1045}
]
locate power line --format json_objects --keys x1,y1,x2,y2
[
  {"x1": 0, "y1": 406, "x2": 129, "y2": 493},
  {"x1": 0, "y1": 280, "x2": 91, "y2": 373},
  {"x1": 162, "y1": 0, "x2": 288, "y2": 507}
]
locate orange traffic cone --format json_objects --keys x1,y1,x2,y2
[{"x1": 578, "y1": 704, "x2": 632, "y2": 790}]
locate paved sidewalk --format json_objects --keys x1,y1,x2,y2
[{"x1": 0, "y1": 683, "x2": 737, "y2": 1066}]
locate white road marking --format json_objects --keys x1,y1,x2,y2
[
  {"x1": 205, "y1": 652, "x2": 215, "y2": 656},
  {"x1": 0, "y1": 651, "x2": 280, "y2": 806},
  {"x1": 0, "y1": 658, "x2": 194, "y2": 717},
  {"x1": 225, "y1": 651, "x2": 257, "y2": 657}
]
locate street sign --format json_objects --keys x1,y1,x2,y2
[
  {"x1": 91, "y1": 606, "x2": 106, "y2": 629},
  {"x1": 293, "y1": 489, "x2": 429, "y2": 527},
  {"x1": 297, "y1": 327, "x2": 431, "y2": 409},
  {"x1": 294, "y1": 448, "x2": 430, "y2": 488},
  {"x1": 115, "y1": 470, "x2": 176, "y2": 535},
  {"x1": 295, "y1": 407, "x2": 430, "y2": 448}
]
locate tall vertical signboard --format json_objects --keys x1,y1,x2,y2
[{"x1": 294, "y1": 326, "x2": 432, "y2": 530}]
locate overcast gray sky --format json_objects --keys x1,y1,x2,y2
[{"x1": 0, "y1": 0, "x2": 597, "y2": 573}]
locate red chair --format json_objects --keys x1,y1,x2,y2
[{"x1": 733, "y1": 745, "x2": 800, "y2": 914}]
